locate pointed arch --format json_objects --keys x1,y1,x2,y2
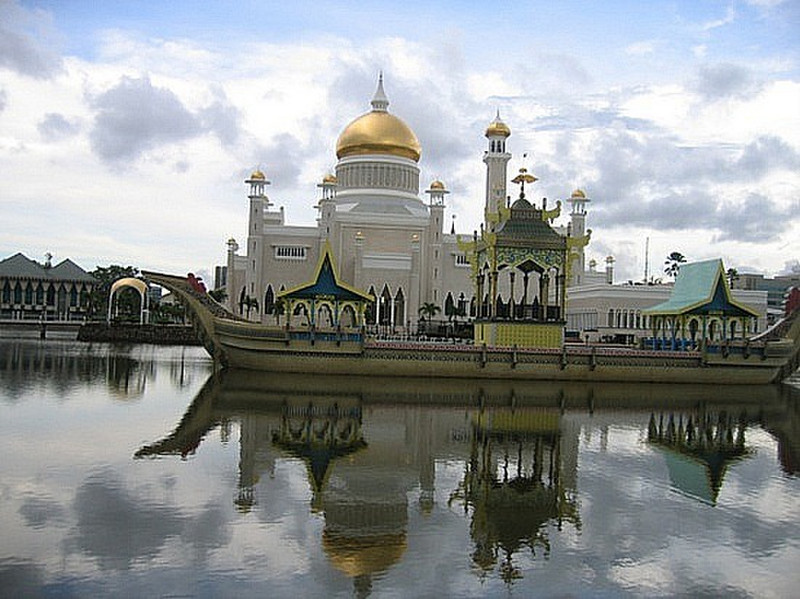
[
  {"x1": 444, "y1": 292, "x2": 455, "y2": 319},
  {"x1": 379, "y1": 285, "x2": 392, "y2": 325},
  {"x1": 393, "y1": 287, "x2": 405, "y2": 328},
  {"x1": 365, "y1": 286, "x2": 376, "y2": 324},
  {"x1": 264, "y1": 285, "x2": 275, "y2": 315}
]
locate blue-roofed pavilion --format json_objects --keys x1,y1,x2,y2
[
  {"x1": 643, "y1": 259, "x2": 759, "y2": 348},
  {"x1": 278, "y1": 242, "x2": 374, "y2": 329}
]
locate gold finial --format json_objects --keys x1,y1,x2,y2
[{"x1": 511, "y1": 167, "x2": 538, "y2": 200}]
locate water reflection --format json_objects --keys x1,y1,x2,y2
[
  {"x1": 136, "y1": 369, "x2": 800, "y2": 591},
  {"x1": 450, "y1": 407, "x2": 580, "y2": 583},
  {"x1": 648, "y1": 409, "x2": 749, "y2": 505},
  {"x1": 0, "y1": 339, "x2": 208, "y2": 400}
]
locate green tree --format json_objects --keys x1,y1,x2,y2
[
  {"x1": 209, "y1": 288, "x2": 227, "y2": 303},
  {"x1": 664, "y1": 252, "x2": 686, "y2": 279},
  {"x1": 241, "y1": 295, "x2": 259, "y2": 319},
  {"x1": 418, "y1": 302, "x2": 441, "y2": 321},
  {"x1": 726, "y1": 267, "x2": 739, "y2": 288}
]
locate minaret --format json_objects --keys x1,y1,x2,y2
[
  {"x1": 567, "y1": 189, "x2": 591, "y2": 286},
  {"x1": 317, "y1": 173, "x2": 338, "y2": 250},
  {"x1": 245, "y1": 169, "x2": 270, "y2": 321},
  {"x1": 425, "y1": 180, "x2": 450, "y2": 306},
  {"x1": 483, "y1": 110, "x2": 511, "y2": 223}
]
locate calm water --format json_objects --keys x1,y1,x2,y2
[{"x1": 1, "y1": 339, "x2": 798, "y2": 598}]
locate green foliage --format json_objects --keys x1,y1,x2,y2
[
  {"x1": 664, "y1": 252, "x2": 686, "y2": 279},
  {"x1": 209, "y1": 288, "x2": 227, "y2": 303},
  {"x1": 239, "y1": 295, "x2": 260, "y2": 318},
  {"x1": 418, "y1": 302, "x2": 441, "y2": 321},
  {"x1": 726, "y1": 267, "x2": 739, "y2": 287}
]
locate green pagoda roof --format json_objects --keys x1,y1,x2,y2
[{"x1": 643, "y1": 259, "x2": 758, "y2": 317}]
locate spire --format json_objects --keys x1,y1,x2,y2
[{"x1": 371, "y1": 71, "x2": 389, "y2": 112}]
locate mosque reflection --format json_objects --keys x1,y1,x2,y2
[{"x1": 135, "y1": 369, "x2": 799, "y2": 590}]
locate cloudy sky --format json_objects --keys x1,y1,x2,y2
[{"x1": 1, "y1": 0, "x2": 798, "y2": 283}]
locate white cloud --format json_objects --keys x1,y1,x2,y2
[
  {"x1": 625, "y1": 41, "x2": 657, "y2": 56},
  {"x1": 0, "y1": 0, "x2": 798, "y2": 284}
]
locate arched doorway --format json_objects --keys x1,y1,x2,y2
[{"x1": 107, "y1": 278, "x2": 150, "y2": 324}]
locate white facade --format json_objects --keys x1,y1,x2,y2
[{"x1": 566, "y1": 283, "x2": 767, "y2": 343}]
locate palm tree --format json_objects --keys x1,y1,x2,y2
[
  {"x1": 273, "y1": 298, "x2": 286, "y2": 325},
  {"x1": 664, "y1": 252, "x2": 686, "y2": 279},
  {"x1": 726, "y1": 267, "x2": 739, "y2": 288},
  {"x1": 418, "y1": 302, "x2": 441, "y2": 321},
  {"x1": 242, "y1": 295, "x2": 259, "y2": 319}
]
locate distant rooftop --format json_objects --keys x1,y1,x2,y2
[{"x1": 0, "y1": 253, "x2": 95, "y2": 283}]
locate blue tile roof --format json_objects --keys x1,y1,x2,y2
[{"x1": 278, "y1": 244, "x2": 373, "y2": 303}]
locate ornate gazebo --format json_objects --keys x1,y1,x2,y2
[
  {"x1": 643, "y1": 259, "x2": 759, "y2": 349},
  {"x1": 460, "y1": 169, "x2": 567, "y2": 348},
  {"x1": 278, "y1": 242, "x2": 374, "y2": 332}
]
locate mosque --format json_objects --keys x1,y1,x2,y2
[
  {"x1": 222, "y1": 75, "x2": 767, "y2": 345},
  {"x1": 224, "y1": 75, "x2": 596, "y2": 334}
]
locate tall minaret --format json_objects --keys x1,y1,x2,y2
[
  {"x1": 483, "y1": 111, "x2": 511, "y2": 223},
  {"x1": 245, "y1": 169, "x2": 270, "y2": 321},
  {"x1": 567, "y1": 189, "x2": 591, "y2": 286}
]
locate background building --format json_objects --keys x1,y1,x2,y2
[{"x1": 0, "y1": 253, "x2": 95, "y2": 321}]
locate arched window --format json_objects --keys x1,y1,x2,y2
[
  {"x1": 444, "y1": 292, "x2": 455, "y2": 319},
  {"x1": 365, "y1": 286, "x2": 376, "y2": 325},
  {"x1": 393, "y1": 288, "x2": 405, "y2": 328},
  {"x1": 608, "y1": 309, "x2": 614, "y2": 327},
  {"x1": 380, "y1": 285, "x2": 392, "y2": 325},
  {"x1": 264, "y1": 285, "x2": 275, "y2": 315},
  {"x1": 341, "y1": 304, "x2": 357, "y2": 328}
]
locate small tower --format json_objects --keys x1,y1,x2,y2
[
  {"x1": 225, "y1": 237, "x2": 239, "y2": 313},
  {"x1": 605, "y1": 255, "x2": 615, "y2": 285},
  {"x1": 566, "y1": 189, "x2": 591, "y2": 286},
  {"x1": 425, "y1": 180, "x2": 450, "y2": 307},
  {"x1": 483, "y1": 111, "x2": 511, "y2": 223},
  {"x1": 245, "y1": 168, "x2": 271, "y2": 321},
  {"x1": 317, "y1": 173, "x2": 338, "y2": 245}
]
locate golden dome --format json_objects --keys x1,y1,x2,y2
[
  {"x1": 485, "y1": 111, "x2": 511, "y2": 138},
  {"x1": 322, "y1": 173, "x2": 338, "y2": 184},
  {"x1": 323, "y1": 532, "x2": 407, "y2": 578},
  {"x1": 336, "y1": 111, "x2": 421, "y2": 162},
  {"x1": 249, "y1": 169, "x2": 266, "y2": 181},
  {"x1": 429, "y1": 179, "x2": 445, "y2": 190},
  {"x1": 336, "y1": 75, "x2": 421, "y2": 162},
  {"x1": 571, "y1": 189, "x2": 586, "y2": 199}
]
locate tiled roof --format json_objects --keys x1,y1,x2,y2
[
  {"x1": 644, "y1": 259, "x2": 757, "y2": 317},
  {"x1": 0, "y1": 253, "x2": 94, "y2": 283},
  {"x1": 49, "y1": 259, "x2": 96, "y2": 282},
  {"x1": 495, "y1": 203, "x2": 565, "y2": 247},
  {"x1": 278, "y1": 244, "x2": 373, "y2": 303}
]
